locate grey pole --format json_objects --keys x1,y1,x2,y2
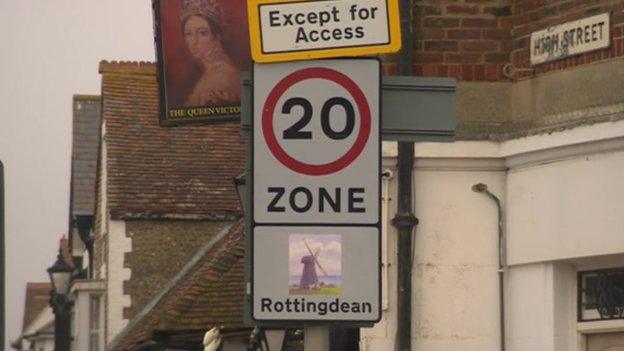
[{"x1": 304, "y1": 325, "x2": 330, "y2": 351}]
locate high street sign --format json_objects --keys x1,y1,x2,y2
[
  {"x1": 252, "y1": 58, "x2": 380, "y2": 323},
  {"x1": 247, "y1": 0, "x2": 402, "y2": 63}
]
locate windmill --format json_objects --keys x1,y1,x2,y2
[{"x1": 299, "y1": 239, "x2": 328, "y2": 290}]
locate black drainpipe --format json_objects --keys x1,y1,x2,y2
[{"x1": 392, "y1": 1, "x2": 417, "y2": 350}]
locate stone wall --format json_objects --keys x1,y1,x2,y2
[
  {"x1": 121, "y1": 220, "x2": 233, "y2": 320},
  {"x1": 412, "y1": 0, "x2": 513, "y2": 81}
]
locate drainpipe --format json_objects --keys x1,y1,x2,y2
[
  {"x1": 381, "y1": 170, "x2": 393, "y2": 311},
  {"x1": 471, "y1": 183, "x2": 506, "y2": 351},
  {"x1": 392, "y1": 1, "x2": 416, "y2": 350}
]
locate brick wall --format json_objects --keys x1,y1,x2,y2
[
  {"x1": 404, "y1": 0, "x2": 624, "y2": 82},
  {"x1": 411, "y1": 0, "x2": 513, "y2": 81},
  {"x1": 122, "y1": 220, "x2": 232, "y2": 320}
]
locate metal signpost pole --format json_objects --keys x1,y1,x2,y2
[{"x1": 304, "y1": 325, "x2": 330, "y2": 350}]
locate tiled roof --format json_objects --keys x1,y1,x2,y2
[
  {"x1": 99, "y1": 61, "x2": 245, "y2": 220},
  {"x1": 20, "y1": 283, "x2": 51, "y2": 332},
  {"x1": 108, "y1": 219, "x2": 246, "y2": 351},
  {"x1": 71, "y1": 95, "x2": 102, "y2": 216}
]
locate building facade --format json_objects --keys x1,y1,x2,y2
[
  {"x1": 14, "y1": 1, "x2": 624, "y2": 350},
  {"x1": 363, "y1": 1, "x2": 624, "y2": 350},
  {"x1": 93, "y1": 62, "x2": 246, "y2": 350}
]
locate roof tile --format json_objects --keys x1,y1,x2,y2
[
  {"x1": 71, "y1": 95, "x2": 102, "y2": 216},
  {"x1": 99, "y1": 61, "x2": 245, "y2": 220}
]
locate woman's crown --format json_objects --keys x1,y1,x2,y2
[{"x1": 180, "y1": 0, "x2": 224, "y2": 26}]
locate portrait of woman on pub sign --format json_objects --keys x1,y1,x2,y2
[{"x1": 155, "y1": 0, "x2": 250, "y2": 124}]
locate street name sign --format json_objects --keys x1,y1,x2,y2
[
  {"x1": 530, "y1": 13, "x2": 610, "y2": 65},
  {"x1": 252, "y1": 58, "x2": 381, "y2": 322},
  {"x1": 247, "y1": 0, "x2": 402, "y2": 63}
]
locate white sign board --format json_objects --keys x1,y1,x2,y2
[
  {"x1": 531, "y1": 13, "x2": 610, "y2": 65},
  {"x1": 253, "y1": 226, "x2": 380, "y2": 321},
  {"x1": 248, "y1": 0, "x2": 401, "y2": 62},
  {"x1": 253, "y1": 59, "x2": 380, "y2": 225},
  {"x1": 252, "y1": 58, "x2": 381, "y2": 323},
  {"x1": 260, "y1": 0, "x2": 391, "y2": 53}
]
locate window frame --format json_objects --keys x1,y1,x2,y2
[
  {"x1": 577, "y1": 267, "x2": 624, "y2": 322},
  {"x1": 88, "y1": 293, "x2": 102, "y2": 351}
]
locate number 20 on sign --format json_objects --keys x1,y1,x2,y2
[{"x1": 253, "y1": 58, "x2": 380, "y2": 225}]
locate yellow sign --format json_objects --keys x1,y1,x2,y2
[{"x1": 247, "y1": 0, "x2": 402, "y2": 63}]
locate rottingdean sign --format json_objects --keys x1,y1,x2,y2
[{"x1": 531, "y1": 13, "x2": 610, "y2": 66}]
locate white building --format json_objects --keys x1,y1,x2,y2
[{"x1": 363, "y1": 55, "x2": 624, "y2": 351}]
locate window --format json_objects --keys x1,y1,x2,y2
[
  {"x1": 579, "y1": 267, "x2": 624, "y2": 321},
  {"x1": 89, "y1": 295, "x2": 102, "y2": 351}
]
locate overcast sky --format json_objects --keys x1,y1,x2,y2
[{"x1": 0, "y1": 1, "x2": 154, "y2": 348}]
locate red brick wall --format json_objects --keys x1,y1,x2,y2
[
  {"x1": 405, "y1": 0, "x2": 624, "y2": 82},
  {"x1": 512, "y1": 0, "x2": 624, "y2": 79},
  {"x1": 411, "y1": 0, "x2": 513, "y2": 81}
]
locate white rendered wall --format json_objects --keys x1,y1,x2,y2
[
  {"x1": 71, "y1": 280, "x2": 105, "y2": 351},
  {"x1": 506, "y1": 147, "x2": 624, "y2": 265},
  {"x1": 506, "y1": 262, "x2": 575, "y2": 351},
  {"x1": 362, "y1": 142, "x2": 506, "y2": 351},
  {"x1": 411, "y1": 161, "x2": 505, "y2": 350},
  {"x1": 364, "y1": 120, "x2": 624, "y2": 351},
  {"x1": 73, "y1": 288, "x2": 89, "y2": 351},
  {"x1": 106, "y1": 219, "x2": 131, "y2": 343}
]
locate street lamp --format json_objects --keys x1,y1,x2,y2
[{"x1": 47, "y1": 249, "x2": 73, "y2": 351}]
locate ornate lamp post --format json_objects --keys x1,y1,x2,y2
[{"x1": 47, "y1": 250, "x2": 73, "y2": 351}]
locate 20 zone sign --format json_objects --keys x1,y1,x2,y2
[
  {"x1": 253, "y1": 59, "x2": 380, "y2": 225},
  {"x1": 262, "y1": 67, "x2": 372, "y2": 176}
]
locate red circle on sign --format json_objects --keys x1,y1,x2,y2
[{"x1": 262, "y1": 67, "x2": 372, "y2": 176}]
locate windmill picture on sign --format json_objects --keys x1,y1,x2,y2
[{"x1": 289, "y1": 234, "x2": 341, "y2": 296}]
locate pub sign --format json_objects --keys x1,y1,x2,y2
[{"x1": 153, "y1": 0, "x2": 251, "y2": 125}]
